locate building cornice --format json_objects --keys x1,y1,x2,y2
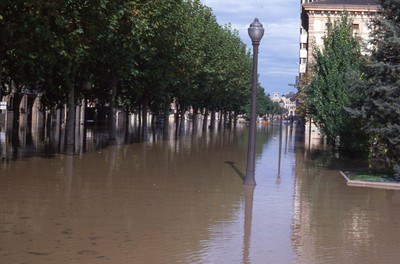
[
  {"x1": 303, "y1": 4, "x2": 380, "y2": 13},
  {"x1": 301, "y1": 2, "x2": 380, "y2": 33}
]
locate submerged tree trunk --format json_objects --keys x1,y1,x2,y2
[
  {"x1": 163, "y1": 104, "x2": 169, "y2": 139},
  {"x1": 125, "y1": 107, "x2": 129, "y2": 129},
  {"x1": 223, "y1": 110, "x2": 228, "y2": 128},
  {"x1": 11, "y1": 91, "x2": 22, "y2": 159},
  {"x1": 202, "y1": 107, "x2": 209, "y2": 131},
  {"x1": 12, "y1": 92, "x2": 21, "y2": 132},
  {"x1": 141, "y1": 96, "x2": 148, "y2": 139},
  {"x1": 123, "y1": 107, "x2": 129, "y2": 143},
  {"x1": 234, "y1": 112, "x2": 238, "y2": 129},
  {"x1": 109, "y1": 73, "x2": 118, "y2": 142},
  {"x1": 66, "y1": 77, "x2": 75, "y2": 154},
  {"x1": 151, "y1": 113, "x2": 155, "y2": 129},
  {"x1": 124, "y1": 106, "x2": 129, "y2": 138},
  {"x1": 179, "y1": 105, "x2": 185, "y2": 132},
  {"x1": 138, "y1": 105, "x2": 142, "y2": 129},
  {"x1": 192, "y1": 106, "x2": 198, "y2": 132},
  {"x1": 80, "y1": 99, "x2": 87, "y2": 153},
  {"x1": 218, "y1": 110, "x2": 223, "y2": 129},
  {"x1": 210, "y1": 108, "x2": 216, "y2": 130},
  {"x1": 174, "y1": 103, "x2": 180, "y2": 135},
  {"x1": 228, "y1": 111, "x2": 233, "y2": 129}
]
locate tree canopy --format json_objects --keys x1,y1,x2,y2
[
  {"x1": 0, "y1": 0, "x2": 254, "y2": 126},
  {"x1": 351, "y1": 0, "x2": 400, "y2": 177},
  {"x1": 305, "y1": 14, "x2": 369, "y2": 155},
  {"x1": 0, "y1": 0, "x2": 258, "y2": 151}
]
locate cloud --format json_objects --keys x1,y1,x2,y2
[{"x1": 202, "y1": 0, "x2": 260, "y2": 15}]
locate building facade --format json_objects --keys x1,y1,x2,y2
[
  {"x1": 270, "y1": 92, "x2": 298, "y2": 116},
  {"x1": 299, "y1": 0, "x2": 380, "y2": 78}
]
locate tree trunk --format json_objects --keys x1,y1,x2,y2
[
  {"x1": 11, "y1": 91, "x2": 22, "y2": 159},
  {"x1": 60, "y1": 105, "x2": 67, "y2": 152},
  {"x1": 12, "y1": 92, "x2": 21, "y2": 132},
  {"x1": 0, "y1": 71, "x2": 2, "y2": 101},
  {"x1": 218, "y1": 110, "x2": 223, "y2": 129},
  {"x1": 109, "y1": 72, "x2": 118, "y2": 141},
  {"x1": 124, "y1": 107, "x2": 130, "y2": 143},
  {"x1": 228, "y1": 111, "x2": 233, "y2": 129},
  {"x1": 223, "y1": 110, "x2": 228, "y2": 128},
  {"x1": 210, "y1": 108, "x2": 216, "y2": 130},
  {"x1": 202, "y1": 107, "x2": 208, "y2": 131},
  {"x1": 175, "y1": 103, "x2": 180, "y2": 135},
  {"x1": 125, "y1": 107, "x2": 129, "y2": 129},
  {"x1": 192, "y1": 106, "x2": 198, "y2": 132},
  {"x1": 66, "y1": 77, "x2": 75, "y2": 154},
  {"x1": 141, "y1": 96, "x2": 148, "y2": 139},
  {"x1": 151, "y1": 113, "x2": 155, "y2": 129},
  {"x1": 80, "y1": 99, "x2": 87, "y2": 153},
  {"x1": 163, "y1": 104, "x2": 169, "y2": 139},
  {"x1": 163, "y1": 104, "x2": 169, "y2": 129},
  {"x1": 138, "y1": 105, "x2": 142, "y2": 129},
  {"x1": 234, "y1": 112, "x2": 238, "y2": 129},
  {"x1": 180, "y1": 105, "x2": 185, "y2": 132}
]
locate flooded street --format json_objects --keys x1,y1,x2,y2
[{"x1": 1, "y1": 123, "x2": 400, "y2": 263}]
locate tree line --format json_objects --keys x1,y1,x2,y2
[
  {"x1": 1, "y1": 0, "x2": 279, "y2": 152},
  {"x1": 298, "y1": 0, "x2": 400, "y2": 177}
]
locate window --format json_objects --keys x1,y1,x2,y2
[
  {"x1": 300, "y1": 58, "x2": 307, "y2": 64},
  {"x1": 353, "y1": 24, "x2": 360, "y2": 31},
  {"x1": 300, "y1": 43, "x2": 307, "y2": 49}
]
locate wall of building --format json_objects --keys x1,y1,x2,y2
[
  {"x1": 299, "y1": 0, "x2": 379, "y2": 77},
  {"x1": 306, "y1": 11, "x2": 374, "y2": 66}
]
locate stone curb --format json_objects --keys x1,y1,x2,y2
[{"x1": 339, "y1": 170, "x2": 400, "y2": 190}]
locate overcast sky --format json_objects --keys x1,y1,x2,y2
[{"x1": 201, "y1": 0, "x2": 300, "y2": 95}]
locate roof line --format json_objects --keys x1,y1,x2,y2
[{"x1": 303, "y1": 3, "x2": 380, "y2": 12}]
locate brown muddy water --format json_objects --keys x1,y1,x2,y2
[{"x1": 1, "y1": 123, "x2": 400, "y2": 263}]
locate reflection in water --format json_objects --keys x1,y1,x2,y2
[
  {"x1": 1, "y1": 121, "x2": 400, "y2": 263},
  {"x1": 277, "y1": 122, "x2": 283, "y2": 184},
  {"x1": 0, "y1": 122, "x2": 250, "y2": 263},
  {"x1": 291, "y1": 127, "x2": 400, "y2": 264},
  {"x1": 242, "y1": 185, "x2": 255, "y2": 264}
]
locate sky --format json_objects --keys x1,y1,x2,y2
[{"x1": 201, "y1": 0, "x2": 300, "y2": 95}]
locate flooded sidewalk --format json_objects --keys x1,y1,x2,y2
[{"x1": 1, "y1": 124, "x2": 400, "y2": 263}]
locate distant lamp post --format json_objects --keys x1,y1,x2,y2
[
  {"x1": 279, "y1": 99, "x2": 285, "y2": 125},
  {"x1": 244, "y1": 18, "x2": 264, "y2": 186},
  {"x1": 278, "y1": 99, "x2": 285, "y2": 179}
]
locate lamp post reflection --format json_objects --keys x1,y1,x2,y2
[
  {"x1": 277, "y1": 127, "x2": 283, "y2": 184},
  {"x1": 285, "y1": 120, "x2": 289, "y2": 154},
  {"x1": 277, "y1": 100, "x2": 285, "y2": 184},
  {"x1": 242, "y1": 185, "x2": 255, "y2": 264}
]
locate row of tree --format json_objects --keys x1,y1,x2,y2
[
  {"x1": 1, "y1": 0, "x2": 278, "y2": 151},
  {"x1": 298, "y1": 0, "x2": 400, "y2": 177}
]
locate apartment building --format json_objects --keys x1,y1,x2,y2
[{"x1": 299, "y1": 0, "x2": 380, "y2": 78}]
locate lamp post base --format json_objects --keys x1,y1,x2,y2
[{"x1": 244, "y1": 171, "x2": 256, "y2": 185}]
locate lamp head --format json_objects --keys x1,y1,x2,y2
[{"x1": 248, "y1": 18, "x2": 264, "y2": 43}]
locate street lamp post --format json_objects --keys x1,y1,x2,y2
[
  {"x1": 279, "y1": 99, "x2": 285, "y2": 127},
  {"x1": 278, "y1": 99, "x2": 285, "y2": 175},
  {"x1": 244, "y1": 18, "x2": 264, "y2": 185}
]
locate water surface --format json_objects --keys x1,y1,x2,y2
[{"x1": 1, "y1": 123, "x2": 400, "y2": 263}]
